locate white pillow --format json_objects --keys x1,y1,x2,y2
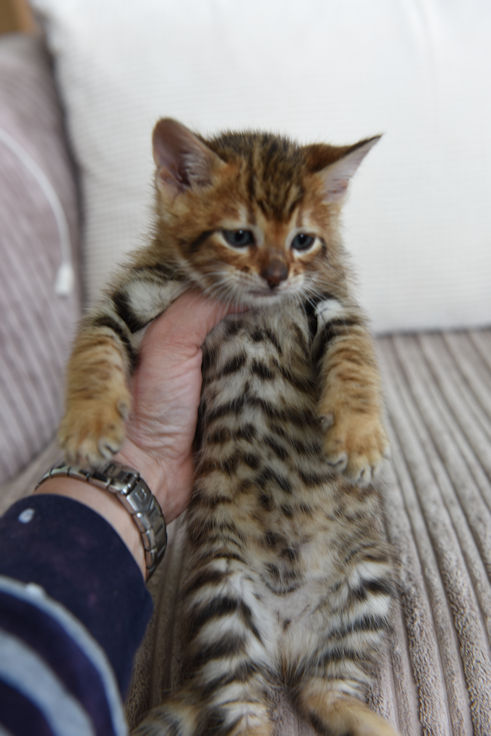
[{"x1": 32, "y1": 0, "x2": 491, "y2": 333}]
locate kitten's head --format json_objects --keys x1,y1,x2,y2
[{"x1": 152, "y1": 118, "x2": 379, "y2": 307}]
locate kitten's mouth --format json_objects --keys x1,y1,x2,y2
[
  {"x1": 248, "y1": 288, "x2": 286, "y2": 300},
  {"x1": 250, "y1": 289, "x2": 279, "y2": 297},
  {"x1": 242, "y1": 289, "x2": 294, "y2": 309},
  {"x1": 241, "y1": 279, "x2": 300, "y2": 304}
]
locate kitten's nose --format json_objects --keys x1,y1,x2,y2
[{"x1": 262, "y1": 259, "x2": 288, "y2": 289}]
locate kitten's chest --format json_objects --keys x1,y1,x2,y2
[
  {"x1": 200, "y1": 306, "x2": 315, "y2": 416},
  {"x1": 196, "y1": 306, "x2": 338, "y2": 581}
]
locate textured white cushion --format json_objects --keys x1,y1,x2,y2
[{"x1": 32, "y1": 0, "x2": 491, "y2": 332}]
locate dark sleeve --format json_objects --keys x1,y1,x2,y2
[{"x1": 0, "y1": 494, "x2": 154, "y2": 735}]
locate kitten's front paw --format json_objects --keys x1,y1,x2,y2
[
  {"x1": 58, "y1": 391, "x2": 131, "y2": 468},
  {"x1": 321, "y1": 411, "x2": 389, "y2": 486}
]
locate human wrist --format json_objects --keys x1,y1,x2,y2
[
  {"x1": 34, "y1": 460, "x2": 168, "y2": 580},
  {"x1": 33, "y1": 475, "x2": 147, "y2": 578}
]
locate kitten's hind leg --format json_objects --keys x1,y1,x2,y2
[
  {"x1": 132, "y1": 704, "x2": 189, "y2": 735},
  {"x1": 133, "y1": 681, "x2": 273, "y2": 736},
  {"x1": 59, "y1": 322, "x2": 132, "y2": 467},
  {"x1": 132, "y1": 691, "x2": 198, "y2": 736},
  {"x1": 295, "y1": 677, "x2": 399, "y2": 736},
  {"x1": 133, "y1": 589, "x2": 274, "y2": 736},
  {"x1": 192, "y1": 656, "x2": 274, "y2": 736},
  {"x1": 199, "y1": 697, "x2": 273, "y2": 736}
]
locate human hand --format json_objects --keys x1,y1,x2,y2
[{"x1": 114, "y1": 290, "x2": 235, "y2": 522}]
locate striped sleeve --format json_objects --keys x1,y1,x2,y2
[
  {"x1": 0, "y1": 495, "x2": 154, "y2": 735},
  {"x1": 0, "y1": 577, "x2": 126, "y2": 735}
]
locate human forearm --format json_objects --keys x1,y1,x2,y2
[
  {"x1": 33, "y1": 474, "x2": 147, "y2": 578},
  {"x1": 0, "y1": 493, "x2": 153, "y2": 696}
]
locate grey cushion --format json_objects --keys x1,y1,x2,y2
[{"x1": 0, "y1": 34, "x2": 81, "y2": 483}]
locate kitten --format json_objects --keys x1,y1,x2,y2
[{"x1": 60, "y1": 119, "x2": 397, "y2": 736}]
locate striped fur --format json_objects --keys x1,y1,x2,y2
[{"x1": 60, "y1": 119, "x2": 397, "y2": 735}]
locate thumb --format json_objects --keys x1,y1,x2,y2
[{"x1": 143, "y1": 290, "x2": 241, "y2": 358}]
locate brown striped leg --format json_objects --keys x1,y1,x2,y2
[
  {"x1": 296, "y1": 677, "x2": 399, "y2": 736},
  {"x1": 133, "y1": 681, "x2": 273, "y2": 736},
  {"x1": 292, "y1": 537, "x2": 396, "y2": 735},
  {"x1": 184, "y1": 607, "x2": 273, "y2": 735},
  {"x1": 59, "y1": 269, "x2": 185, "y2": 468},
  {"x1": 132, "y1": 694, "x2": 198, "y2": 736},
  {"x1": 317, "y1": 321, "x2": 388, "y2": 486},
  {"x1": 59, "y1": 322, "x2": 132, "y2": 467},
  {"x1": 198, "y1": 696, "x2": 273, "y2": 736},
  {"x1": 174, "y1": 556, "x2": 274, "y2": 736}
]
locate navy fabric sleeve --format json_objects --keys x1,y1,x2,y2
[
  {"x1": 0, "y1": 678, "x2": 54, "y2": 735},
  {"x1": 0, "y1": 578, "x2": 126, "y2": 735},
  {"x1": 0, "y1": 494, "x2": 153, "y2": 695}
]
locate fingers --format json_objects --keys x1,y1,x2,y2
[
  {"x1": 143, "y1": 290, "x2": 242, "y2": 357},
  {"x1": 170, "y1": 290, "x2": 234, "y2": 345}
]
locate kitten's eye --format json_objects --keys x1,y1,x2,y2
[
  {"x1": 222, "y1": 229, "x2": 254, "y2": 248},
  {"x1": 291, "y1": 233, "x2": 315, "y2": 252}
]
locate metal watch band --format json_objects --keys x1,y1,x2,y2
[{"x1": 36, "y1": 461, "x2": 167, "y2": 576}]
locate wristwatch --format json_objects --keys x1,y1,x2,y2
[{"x1": 36, "y1": 461, "x2": 167, "y2": 576}]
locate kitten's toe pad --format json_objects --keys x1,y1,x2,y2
[
  {"x1": 322, "y1": 412, "x2": 389, "y2": 486},
  {"x1": 59, "y1": 393, "x2": 130, "y2": 468},
  {"x1": 325, "y1": 451, "x2": 348, "y2": 473}
]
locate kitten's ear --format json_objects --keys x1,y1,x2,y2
[
  {"x1": 307, "y1": 135, "x2": 381, "y2": 203},
  {"x1": 152, "y1": 118, "x2": 224, "y2": 195}
]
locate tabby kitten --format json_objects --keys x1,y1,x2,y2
[{"x1": 60, "y1": 118, "x2": 397, "y2": 736}]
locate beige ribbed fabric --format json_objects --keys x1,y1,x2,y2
[
  {"x1": 127, "y1": 329, "x2": 490, "y2": 736},
  {"x1": 373, "y1": 329, "x2": 490, "y2": 735}
]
